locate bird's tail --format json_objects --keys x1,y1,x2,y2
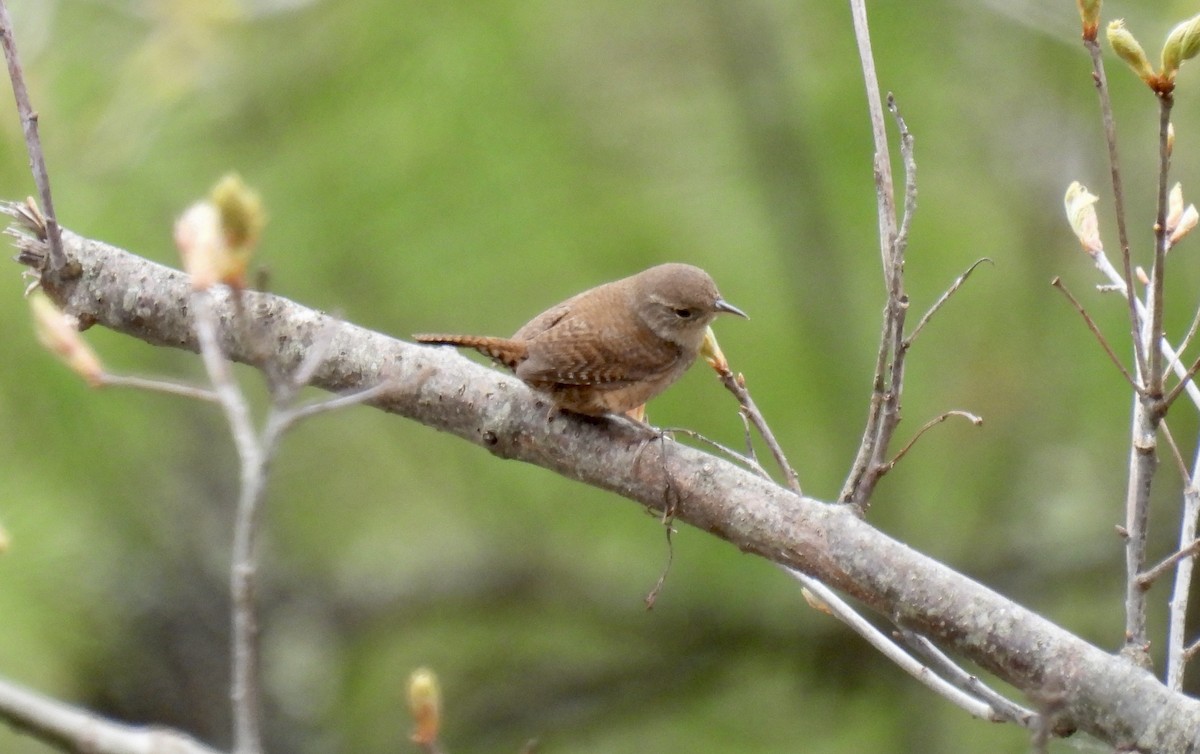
[{"x1": 413, "y1": 333, "x2": 526, "y2": 370}]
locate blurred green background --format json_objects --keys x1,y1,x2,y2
[{"x1": 2, "y1": 0, "x2": 1200, "y2": 752}]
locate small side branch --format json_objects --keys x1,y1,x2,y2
[
  {"x1": 906, "y1": 258, "x2": 991, "y2": 347},
  {"x1": 1051, "y1": 277, "x2": 1140, "y2": 391},
  {"x1": 1138, "y1": 537, "x2": 1200, "y2": 588},
  {"x1": 888, "y1": 410, "x2": 982, "y2": 470}
]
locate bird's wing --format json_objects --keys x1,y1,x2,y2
[{"x1": 516, "y1": 315, "x2": 682, "y2": 386}]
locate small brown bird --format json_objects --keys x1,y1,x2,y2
[{"x1": 414, "y1": 263, "x2": 746, "y2": 418}]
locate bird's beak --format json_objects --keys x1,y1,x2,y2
[{"x1": 715, "y1": 299, "x2": 748, "y2": 319}]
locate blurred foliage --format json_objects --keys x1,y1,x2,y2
[{"x1": 2, "y1": 0, "x2": 1200, "y2": 752}]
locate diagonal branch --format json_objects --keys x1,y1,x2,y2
[
  {"x1": 906, "y1": 258, "x2": 991, "y2": 347},
  {"x1": 1052, "y1": 277, "x2": 1140, "y2": 391},
  {"x1": 8, "y1": 222, "x2": 1200, "y2": 751}
]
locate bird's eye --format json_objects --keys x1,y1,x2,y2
[{"x1": 673, "y1": 308, "x2": 694, "y2": 319}]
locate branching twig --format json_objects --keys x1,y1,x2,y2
[
  {"x1": 905, "y1": 258, "x2": 991, "y2": 347},
  {"x1": 837, "y1": 85, "x2": 917, "y2": 510},
  {"x1": 193, "y1": 291, "x2": 266, "y2": 754},
  {"x1": 787, "y1": 571, "x2": 1001, "y2": 722},
  {"x1": 1087, "y1": 249, "x2": 1200, "y2": 408},
  {"x1": 896, "y1": 629, "x2": 1036, "y2": 727},
  {"x1": 0, "y1": 1, "x2": 63, "y2": 272},
  {"x1": 1052, "y1": 277, "x2": 1140, "y2": 391}
]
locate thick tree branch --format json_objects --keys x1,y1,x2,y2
[{"x1": 7, "y1": 221, "x2": 1200, "y2": 751}]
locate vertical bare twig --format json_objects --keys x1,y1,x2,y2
[
  {"x1": 0, "y1": 0, "x2": 64, "y2": 271},
  {"x1": 1083, "y1": 37, "x2": 1147, "y2": 378}
]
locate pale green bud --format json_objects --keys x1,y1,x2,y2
[
  {"x1": 1108, "y1": 20, "x2": 1156, "y2": 84},
  {"x1": 1162, "y1": 13, "x2": 1200, "y2": 80}
]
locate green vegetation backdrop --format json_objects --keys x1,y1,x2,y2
[{"x1": 2, "y1": 1, "x2": 1200, "y2": 752}]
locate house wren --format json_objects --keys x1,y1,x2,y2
[{"x1": 414, "y1": 263, "x2": 746, "y2": 418}]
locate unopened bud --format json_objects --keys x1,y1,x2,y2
[
  {"x1": 1162, "y1": 13, "x2": 1200, "y2": 81},
  {"x1": 30, "y1": 292, "x2": 104, "y2": 387},
  {"x1": 1108, "y1": 20, "x2": 1156, "y2": 85},
  {"x1": 1077, "y1": 0, "x2": 1101, "y2": 39},
  {"x1": 700, "y1": 326, "x2": 729, "y2": 373},
  {"x1": 1168, "y1": 183, "x2": 1185, "y2": 230},
  {"x1": 1064, "y1": 181, "x2": 1103, "y2": 255},
  {"x1": 175, "y1": 174, "x2": 266, "y2": 290},
  {"x1": 211, "y1": 173, "x2": 265, "y2": 251},
  {"x1": 801, "y1": 587, "x2": 833, "y2": 616},
  {"x1": 1170, "y1": 204, "x2": 1199, "y2": 247},
  {"x1": 175, "y1": 202, "x2": 225, "y2": 291},
  {"x1": 407, "y1": 668, "x2": 441, "y2": 745}
]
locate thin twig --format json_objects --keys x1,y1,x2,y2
[
  {"x1": 99, "y1": 373, "x2": 220, "y2": 402},
  {"x1": 1161, "y1": 353, "x2": 1200, "y2": 411},
  {"x1": 887, "y1": 410, "x2": 982, "y2": 470},
  {"x1": 1083, "y1": 38, "x2": 1146, "y2": 379},
  {"x1": 0, "y1": 0, "x2": 64, "y2": 271},
  {"x1": 888, "y1": 93, "x2": 916, "y2": 270},
  {"x1": 1184, "y1": 637, "x2": 1200, "y2": 663},
  {"x1": 659, "y1": 425, "x2": 772, "y2": 481},
  {"x1": 1146, "y1": 95, "x2": 1174, "y2": 400},
  {"x1": 715, "y1": 370, "x2": 801, "y2": 494},
  {"x1": 1168, "y1": 475, "x2": 1200, "y2": 689},
  {"x1": 1137, "y1": 537, "x2": 1200, "y2": 588},
  {"x1": 1051, "y1": 277, "x2": 1139, "y2": 391},
  {"x1": 1166, "y1": 303, "x2": 1200, "y2": 374},
  {"x1": 786, "y1": 571, "x2": 1000, "y2": 721},
  {"x1": 906, "y1": 258, "x2": 992, "y2": 347},
  {"x1": 1160, "y1": 418, "x2": 1190, "y2": 482},
  {"x1": 271, "y1": 379, "x2": 394, "y2": 433},
  {"x1": 193, "y1": 291, "x2": 265, "y2": 754},
  {"x1": 849, "y1": 0, "x2": 897, "y2": 278},
  {"x1": 896, "y1": 629, "x2": 1036, "y2": 727}
]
